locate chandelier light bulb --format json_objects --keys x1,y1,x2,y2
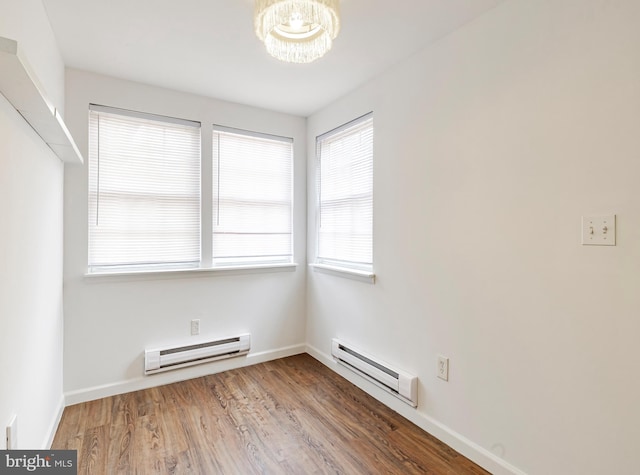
[
  {"x1": 254, "y1": 0, "x2": 341, "y2": 64},
  {"x1": 289, "y1": 12, "x2": 304, "y2": 31}
]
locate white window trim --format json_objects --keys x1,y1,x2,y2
[
  {"x1": 87, "y1": 104, "x2": 202, "y2": 272},
  {"x1": 212, "y1": 124, "x2": 294, "y2": 267},
  {"x1": 308, "y1": 263, "x2": 375, "y2": 284},
  {"x1": 86, "y1": 105, "x2": 297, "y2": 278},
  {"x1": 85, "y1": 262, "x2": 298, "y2": 280},
  {"x1": 314, "y1": 112, "x2": 374, "y2": 282}
]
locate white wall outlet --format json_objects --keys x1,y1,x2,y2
[
  {"x1": 6, "y1": 414, "x2": 17, "y2": 449},
  {"x1": 190, "y1": 319, "x2": 200, "y2": 336},
  {"x1": 582, "y1": 215, "x2": 616, "y2": 246},
  {"x1": 437, "y1": 356, "x2": 449, "y2": 381}
]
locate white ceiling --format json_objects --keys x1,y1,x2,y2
[{"x1": 42, "y1": 0, "x2": 506, "y2": 117}]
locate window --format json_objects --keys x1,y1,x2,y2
[
  {"x1": 87, "y1": 105, "x2": 295, "y2": 275},
  {"x1": 212, "y1": 126, "x2": 293, "y2": 266},
  {"x1": 88, "y1": 105, "x2": 201, "y2": 272},
  {"x1": 316, "y1": 113, "x2": 373, "y2": 272}
]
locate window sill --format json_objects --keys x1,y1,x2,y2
[
  {"x1": 85, "y1": 263, "x2": 298, "y2": 281},
  {"x1": 309, "y1": 263, "x2": 375, "y2": 284}
]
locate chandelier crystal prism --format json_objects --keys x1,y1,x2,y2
[{"x1": 254, "y1": 0, "x2": 340, "y2": 64}]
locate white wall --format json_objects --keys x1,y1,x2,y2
[
  {"x1": 0, "y1": 0, "x2": 65, "y2": 113},
  {"x1": 306, "y1": 1, "x2": 640, "y2": 474},
  {"x1": 0, "y1": 0, "x2": 66, "y2": 448},
  {"x1": 63, "y1": 70, "x2": 307, "y2": 401}
]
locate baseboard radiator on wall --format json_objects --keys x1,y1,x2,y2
[
  {"x1": 331, "y1": 339, "x2": 418, "y2": 407},
  {"x1": 145, "y1": 334, "x2": 251, "y2": 375}
]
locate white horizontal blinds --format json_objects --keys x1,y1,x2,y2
[
  {"x1": 317, "y1": 113, "x2": 373, "y2": 270},
  {"x1": 212, "y1": 127, "x2": 293, "y2": 265},
  {"x1": 88, "y1": 106, "x2": 201, "y2": 270}
]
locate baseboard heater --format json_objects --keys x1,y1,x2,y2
[
  {"x1": 145, "y1": 333, "x2": 250, "y2": 375},
  {"x1": 331, "y1": 339, "x2": 417, "y2": 407}
]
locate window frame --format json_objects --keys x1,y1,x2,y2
[
  {"x1": 312, "y1": 112, "x2": 374, "y2": 282},
  {"x1": 85, "y1": 104, "x2": 297, "y2": 277},
  {"x1": 87, "y1": 104, "x2": 202, "y2": 274},
  {"x1": 212, "y1": 124, "x2": 294, "y2": 267}
]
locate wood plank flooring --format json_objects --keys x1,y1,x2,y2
[{"x1": 52, "y1": 354, "x2": 490, "y2": 474}]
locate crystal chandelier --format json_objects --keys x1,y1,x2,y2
[{"x1": 254, "y1": 0, "x2": 340, "y2": 64}]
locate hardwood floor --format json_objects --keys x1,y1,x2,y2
[{"x1": 52, "y1": 354, "x2": 490, "y2": 474}]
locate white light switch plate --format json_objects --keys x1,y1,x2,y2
[{"x1": 582, "y1": 215, "x2": 616, "y2": 246}]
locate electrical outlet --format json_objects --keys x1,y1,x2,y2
[
  {"x1": 437, "y1": 356, "x2": 449, "y2": 381},
  {"x1": 190, "y1": 319, "x2": 200, "y2": 336},
  {"x1": 6, "y1": 414, "x2": 17, "y2": 449}
]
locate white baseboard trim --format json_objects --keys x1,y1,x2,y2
[
  {"x1": 44, "y1": 393, "x2": 65, "y2": 449},
  {"x1": 305, "y1": 344, "x2": 527, "y2": 475},
  {"x1": 65, "y1": 343, "x2": 306, "y2": 406}
]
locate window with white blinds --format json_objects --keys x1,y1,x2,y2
[
  {"x1": 88, "y1": 105, "x2": 201, "y2": 271},
  {"x1": 212, "y1": 126, "x2": 293, "y2": 265},
  {"x1": 316, "y1": 113, "x2": 373, "y2": 271}
]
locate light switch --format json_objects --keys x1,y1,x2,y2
[{"x1": 582, "y1": 215, "x2": 616, "y2": 246}]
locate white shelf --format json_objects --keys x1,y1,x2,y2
[{"x1": 0, "y1": 36, "x2": 83, "y2": 164}]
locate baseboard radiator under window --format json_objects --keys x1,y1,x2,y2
[
  {"x1": 331, "y1": 339, "x2": 418, "y2": 407},
  {"x1": 145, "y1": 334, "x2": 251, "y2": 375}
]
